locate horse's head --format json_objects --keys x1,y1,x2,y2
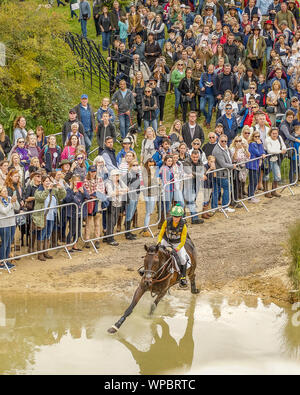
[{"x1": 143, "y1": 244, "x2": 171, "y2": 287}]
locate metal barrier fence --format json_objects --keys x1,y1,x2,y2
[
  {"x1": 231, "y1": 147, "x2": 298, "y2": 211},
  {"x1": 162, "y1": 167, "x2": 232, "y2": 221},
  {"x1": 80, "y1": 183, "x2": 162, "y2": 247},
  {"x1": 0, "y1": 202, "x2": 78, "y2": 273}
]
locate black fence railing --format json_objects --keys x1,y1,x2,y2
[{"x1": 64, "y1": 32, "x2": 113, "y2": 95}]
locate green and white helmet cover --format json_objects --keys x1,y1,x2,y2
[{"x1": 170, "y1": 204, "x2": 184, "y2": 217}]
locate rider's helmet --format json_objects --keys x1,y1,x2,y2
[{"x1": 170, "y1": 204, "x2": 184, "y2": 217}]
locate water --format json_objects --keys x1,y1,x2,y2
[{"x1": 0, "y1": 292, "x2": 299, "y2": 375}]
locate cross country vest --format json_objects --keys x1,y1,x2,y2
[{"x1": 163, "y1": 217, "x2": 186, "y2": 244}]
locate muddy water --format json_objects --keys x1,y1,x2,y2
[{"x1": 0, "y1": 292, "x2": 299, "y2": 375}]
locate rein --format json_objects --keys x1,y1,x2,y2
[{"x1": 144, "y1": 255, "x2": 174, "y2": 285}]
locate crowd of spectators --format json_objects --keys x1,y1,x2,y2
[{"x1": 2, "y1": 0, "x2": 300, "y2": 269}]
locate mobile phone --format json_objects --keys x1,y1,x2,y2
[{"x1": 76, "y1": 182, "x2": 84, "y2": 189}]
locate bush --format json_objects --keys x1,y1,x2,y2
[
  {"x1": 288, "y1": 220, "x2": 300, "y2": 297},
  {"x1": 0, "y1": 0, "x2": 80, "y2": 134}
]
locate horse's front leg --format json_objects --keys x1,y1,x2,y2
[
  {"x1": 108, "y1": 283, "x2": 146, "y2": 334},
  {"x1": 149, "y1": 289, "x2": 168, "y2": 316}
]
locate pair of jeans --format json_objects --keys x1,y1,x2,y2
[
  {"x1": 84, "y1": 130, "x2": 93, "y2": 153},
  {"x1": 200, "y1": 95, "x2": 214, "y2": 124},
  {"x1": 184, "y1": 188, "x2": 200, "y2": 221},
  {"x1": 144, "y1": 118, "x2": 158, "y2": 132},
  {"x1": 248, "y1": 168, "x2": 260, "y2": 197},
  {"x1": 144, "y1": 197, "x2": 157, "y2": 227},
  {"x1": 37, "y1": 219, "x2": 55, "y2": 241},
  {"x1": 289, "y1": 158, "x2": 297, "y2": 184},
  {"x1": 157, "y1": 39, "x2": 165, "y2": 50},
  {"x1": 264, "y1": 159, "x2": 281, "y2": 182},
  {"x1": 70, "y1": 4, "x2": 77, "y2": 18},
  {"x1": 80, "y1": 19, "x2": 87, "y2": 38},
  {"x1": 211, "y1": 177, "x2": 230, "y2": 208},
  {"x1": 119, "y1": 113, "x2": 130, "y2": 139},
  {"x1": 67, "y1": 216, "x2": 81, "y2": 244},
  {"x1": 0, "y1": 226, "x2": 16, "y2": 261},
  {"x1": 102, "y1": 31, "x2": 111, "y2": 50},
  {"x1": 174, "y1": 87, "x2": 181, "y2": 110},
  {"x1": 125, "y1": 200, "x2": 138, "y2": 222},
  {"x1": 162, "y1": 190, "x2": 174, "y2": 219}
]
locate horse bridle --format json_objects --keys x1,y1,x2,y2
[{"x1": 143, "y1": 249, "x2": 173, "y2": 283}]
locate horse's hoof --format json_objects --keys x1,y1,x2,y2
[{"x1": 107, "y1": 326, "x2": 118, "y2": 334}]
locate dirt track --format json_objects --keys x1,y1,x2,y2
[{"x1": 0, "y1": 186, "x2": 298, "y2": 303}]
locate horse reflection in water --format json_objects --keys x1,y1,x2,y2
[{"x1": 116, "y1": 297, "x2": 197, "y2": 375}]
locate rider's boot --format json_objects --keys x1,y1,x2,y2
[{"x1": 179, "y1": 263, "x2": 188, "y2": 288}]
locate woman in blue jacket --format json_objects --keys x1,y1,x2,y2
[{"x1": 246, "y1": 131, "x2": 266, "y2": 203}]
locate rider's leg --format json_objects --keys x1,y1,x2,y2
[{"x1": 176, "y1": 246, "x2": 190, "y2": 287}]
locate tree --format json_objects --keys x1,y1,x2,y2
[{"x1": 0, "y1": 0, "x2": 80, "y2": 134}]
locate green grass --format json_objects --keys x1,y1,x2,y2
[{"x1": 288, "y1": 221, "x2": 300, "y2": 299}]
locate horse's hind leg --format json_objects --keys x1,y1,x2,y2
[{"x1": 188, "y1": 265, "x2": 200, "y2": 294}]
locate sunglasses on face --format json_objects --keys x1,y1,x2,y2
[
  {"x1": 254, "y1": 135, "x2": 260, "y2": 138},
  {"x1": 193, "y1": 143, "x2": 200, "y2": 145},
  {"x1": 18, "y1": 140, "x2": 25, "y2": 143},
  {"x1": 77, "y1": 156, "x2": 84, "y2": 160},
  {"x1": 209, "y1": 136, "x2": 216, "y2": 139},
  {"x1": 235, "y1": 139, "x2": 242, "y2": 142},
  {"x1": 244, "y1": 132, "x2": 251, "y2": 135},
  {"x1": 220, "y1": 140, "x2": 227, "y2": 143}
]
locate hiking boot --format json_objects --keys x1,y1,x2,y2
[
  {"x1": 107, "y1": 239, "x2": 119, "y2": 246},
  {"x1": 43, "y1": 240, "x2": 53, "y2": 259},
  {"x1": 201, "y1": 205, "x2": 210, "y2": 219},
  {"x1": 271, "y1": 182, "x2": 281, "y2": 197},
  {"x1": 263, "y1": 181, "x2": 273, "y2": 198},
  {"x1": 94, "y1": 241, "x2": 100, "y2": 249}
]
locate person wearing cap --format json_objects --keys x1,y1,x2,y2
[
  {"x1": 59, "y1": 159, "x2": 73, "y2": 185},
  {"x1": 73, "y1": 94, "x2": 95, "y2": 155},
  {"x1": 263, "y1": 20, "x2": 276, "y2": 62},
  {"x1": 287, "y1": 0, "x2": 300, "y2": 25},
  {"x1": 182, "y1": 5, "x2": 194, "y2": 30},
  {"x1": 62, "y1": 109, "x2": 85, "y2": 146},
  {"x1": 247, "y1": 26, "x2": 266, "y2": 74},
  {"x1": 116, "y1": 137, "x2": 136, "y2": 166},
  {"x1": 79, "y1": 0, "x2": 91, "y2": 38},
  {"x1": 157, "y1": 203, "x2": 190, "y2": 288},
  {"x1": 274, "y1": 1, "x2": 297, "y2": 32}
]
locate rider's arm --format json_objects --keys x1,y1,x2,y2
[
  {"x1": 175, "y1": 224, "x2": 187, "y2": 252},
  {"x1": 157, "y1": 220, "x2": 167, "y2": 243}
]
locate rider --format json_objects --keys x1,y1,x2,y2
[{"x1": 157, "y1": 204, "x2": 189, "y2": 288}]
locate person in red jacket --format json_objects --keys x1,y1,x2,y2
[{"x1": 244, "y1": 102, "x2": 272, "y2": 127}]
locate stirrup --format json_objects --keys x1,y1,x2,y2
[
  {"x1": 138, "y1": 267, "x2": 144, "y2": 277},
  {"x1": 179, "y1": 276, "x2": 188, "y2": 288}
]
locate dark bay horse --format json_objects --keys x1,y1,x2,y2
[{"x1": 107, "y1": 238, "x2": 199, "y2": 334}]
